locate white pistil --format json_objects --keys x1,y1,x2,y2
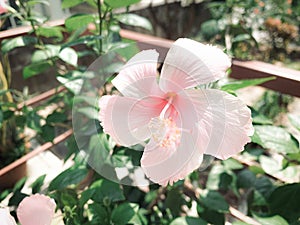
[{"x1": 159, "y1": 92, "x2": 176, "y2": 119}]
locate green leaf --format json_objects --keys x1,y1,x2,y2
[
  {"x1": 62, "y1": 35, "x2": 102, "y2": 49},
  {"x1": 46, "y1": 111, "x2": 67, "y2": 124},
  {"x1": 62, "y1": 0, "x2": 84, "y2": 8},
  {"x1": 88, "y1": 203, "x2": 110, "y2": 225},
  {"x1": 111, "y1": 203, "x2": 139, "y2": 225},
  {"x1": 30, "y1": 174, "x2": 46, "y2": 194},
  {"x1": 254, "y1": 176, "x2": 275, "y2": 199},
  {"x1": 27, "y1": 0, "x2": 49, "y2": 6},
  {"x1": 40, "y1": 124, "x2": 55, "y2": 142},
  {"x1": 206, "y1": 164, "x2": 233, "y2": 190},
  {"x1": 268, "y1": 183, "x2": 300, "y2": 222},
  {"x1": 26, "y1": 110, "x2": 42, "y2": 132},
  {"x1": 237, "y1": 169, "x2": 256, "y2": 189},
  {"x1": 232, "y1": 34, "x2": 251, "y2": 43},
  {"x1": 8, "y1": 191, "x2": 28, "y2": 207},
  {"x1": 252, "y1": 125, "x2": 299, "y2": 154},
  {"x1": 23, "y1": 60, "x2": 52, "y2": 78},
  {"x1": 116, "y1": 13, "x2": 152, "y2": 31},
  {"x1": 0, "y1": 110, "x2": 3, "y2": 127},
  {"x1": 36, "y1": 26, "x2": 64, "y2": 40},
  {"x1": 251, "y1": 108, "x2": 273, "y2": 125},
  {"x1": 65, "y1": 14, "x2": 95, "y2": 31},
  {"x1": 198, "y1": 207, "x2": 225, "y2": 225},
  {"x1": 80, "y1": 188, "x2": 95, "y2": 207},
  {"x1": 60, "y1": 189, "x2": 78, "y2": 207},
  {"x1": 73, "y1": 95, "x2": 98, "y2": 107},
  {"x1": 13, "y1": 177, "x2": 27, "y2": 192},
  {"x1": 253, "y1": 214, "x2": 289, "y2": 225},
  {"x1": 165, "y1": 187, "x2": 185, "y2": 217},
  {"x1": 170, "y1": 216, "x2": 207, "y2": 225},
  {"x1": 48, "y1": 166, "x2": 88, "y2": 191},
  {"x1": 288, "y1": 114, "x2": 300, "y2": 131},
  {"x1": 104, "y1": 0, "x2": 140, "y2": 8},
  {"x1": 90, "y1": 179, "x2": 125, "y2": 203},
  {"x1": 59, "y1": 47, "x2": 78, "y2": 66},
  {"x1": 77, "y1": 107, "x2": 99, "y2": 120},
  {"x1": 1, "y1": 36, "x2": 37, "y2": 53},
  {"x1": 200, "y1": 190, "x2": 229, "y2": 213},
  {"x1": 221, "y1": 77, "x2": 275, "y2": 92},
  {"x1": 200, "y1": 19, "x2": 220, "y2": 41}
]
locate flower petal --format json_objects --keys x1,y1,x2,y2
[
  {"x1": 17, "y1": 194, "x2": 56, "y2": 225},
  {"x1": 141, "y1": 125, "x2": 204, "y2": 186},
  {"x1": 193, "y1": 89, "x2": 254, "y2": 159},
  {"x1": 159, "y1": 38, "x2": 231, "y2": 93},
  {"x1": 0, "y1": 208, "x2": 17, "y2": 225},
  {"x1": 99, "y1": 95, "x2": 166, "y2": 147},
  {"x1": 174, "y1": 88, "x2": 253, "y2": 160},
  {"x1": 0, "y1": 0, "x2": 8, "y2": 14},
  {"x1": 112, "y1": 50, "x2": 163, "y2": 98}
]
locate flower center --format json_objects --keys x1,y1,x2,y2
[{"x1": 149, "y1": 117, "x2": 181, "y2": 148}]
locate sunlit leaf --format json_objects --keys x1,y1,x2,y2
[
  {"x1": 116, "y1": 13, "x2": 152, "y2": 31},
  {"x1": 57, "y1": 71, "x2": 84, "y2": 94},
  {"x1": 31, "y1": 44, "x2": 60, "y2": 62},
  {"x1": 170, "y1": 216, "x2": 207, "y2": 225},
  {"x1": 62, "y1": 0, "x2": 84, "y2": 8},
  {"x1": 253, "y1": 214, "x2": 289, "y2": 225},
  {"x1": 220, "y1": 77, "x2": 275, "y2": 92},
  {"x1": 206, "y1": 164, "x2": 233, "y2": 191},
  {"x1": 252, "y1": 125, "x2": 299, "y2": 154},
  {"x1": 36, "y1": 26, "x2": 64, "y2": 40},
  {"x1": 59, "y1": 47, "x2": 78, "y2": 66},
  {"x1": 288, "y1": 114, "x2": 300, "y2": 131},
  {"x1": 65, "y1": 14, "x2": 95, "y2": 31},
  {"x1": 1, "y1": 36, "x2": 37, "y2": 53},
  {"x1": 104, "y1": 0, "x2": 140, "y2": 8}
]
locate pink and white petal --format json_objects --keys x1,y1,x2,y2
[
  {"x1": 0, "y1": 0, "x2": 8, "y2": 14},
  {"x1": 159, "y1": 38, "x2": 231, "y2": 93},
  {"x1": 17, "y1": 194, "x2": 56, "y2": 225},
  {"x1": 141, "y1": 130, "x2": 204, "y2": 186},
  {"x1": 172, "y1": 88, "x2": 210, "y2": 131},
  {"x1": 112, "y1": 50, "x2": 163, "y2": 98},
  {"x1": 196, "y1": 89, "x2": 254, "y2": 160},
  {"x1": 99, "y1": 95, "x2": 166, "y2": 147},
  {"x1": 0, "y1": 208, "x2": 17, "y2": 225}
]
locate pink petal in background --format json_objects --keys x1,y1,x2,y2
[
  {"x1": 0, "y1": 0, "x2": 8, "y2": 14},
  {"x1": 17, "y1": 194, "x2": 56, "y2": 225}
]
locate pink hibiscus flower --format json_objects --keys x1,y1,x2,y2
[
  {"x1": 99, "y1": 38, "x2": 254, "y2": 186},
  {"x1": 0, "y1": 0, "x2": 8, "y2": 14},
  {"x1": 0, "y1": 194, "x2": 56, "y2": 225}
]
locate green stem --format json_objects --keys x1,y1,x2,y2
[{"x1": 97, "y1": 0, "x2": 103, "y2": 55}]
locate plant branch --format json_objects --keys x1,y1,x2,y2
[{"x1": 97, "y1": 0, "x2": 103, "y2": 54}]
